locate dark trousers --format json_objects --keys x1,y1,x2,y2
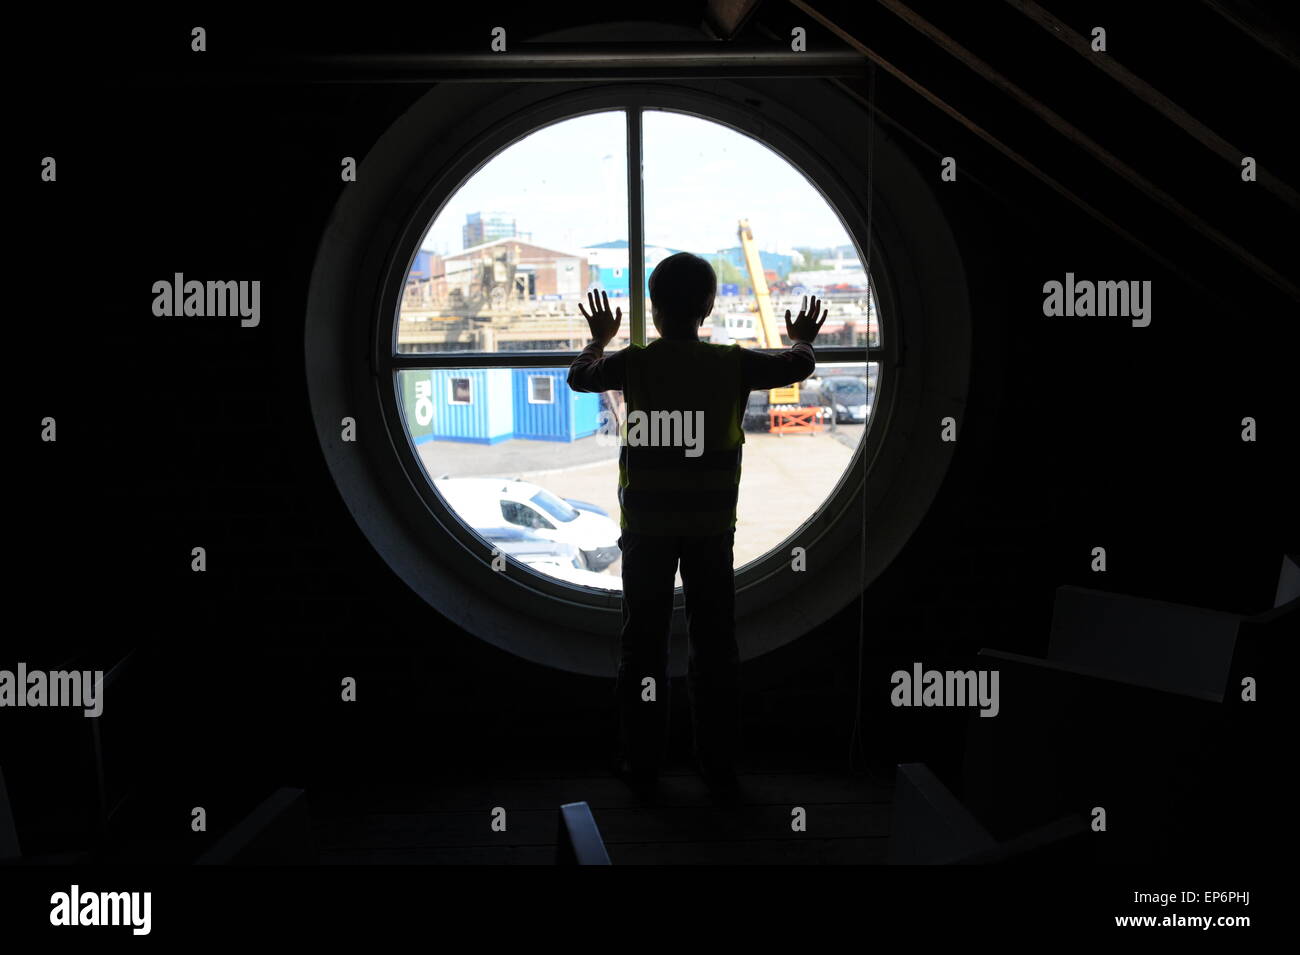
[{"x1": 616, "y1": 529, "x2": 740, "y2": 776}]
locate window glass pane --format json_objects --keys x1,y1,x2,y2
[
  {"x1": 393, "y1": 111, "x2": 886, "y2": 591},
  {"x1": 642, "y1": 109, "x2": 880, "y2": 349},
  {"x1": 529, "y1": 375, "x2": 554, "y2": 404},
  {"x1": 398, "y1": 111, "x2": 630, "y2": 355},
  {"x1": 642, "y1": 110, "x2": 883, "y2": 570},
  {"x1": 398, "y1": 367, "x2": 625, "y2": 590},
  {"x1": 397, "y1": 358, "x2": 882, "y2": 587}
]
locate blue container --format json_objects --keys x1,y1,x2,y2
[
  {"x1": 595, "y1": 266, "x2": 629, "y2": 297},
  {"x1": 410, "y1": 249, "x2": 433, "y2": 279},
  {"x1": 400, "y1": 367, "x2": 599, "y2": 445},
  {"x1": 512, "y1": 369, "x2": 600, "y2": 442},
  {"x1": 399, "y1": 370, "x2": 434, "y2": 445},
  {"x1": 400, "y1": 368, "x2": 513, "y2": 444},
  {"x1": 572, "y1": 388, "x2": 601, "y2": 439}
]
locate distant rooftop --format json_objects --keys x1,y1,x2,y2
[
  {"x1": 448, "y1": 236, "x2": 585, "y2": 259},
  {"x1": 580, "y1": 239, "x2": 692, "y2": 254}
]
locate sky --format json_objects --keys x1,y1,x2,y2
[{"x1": 419, "y1": 110, "x2": 857, "y2": 259}]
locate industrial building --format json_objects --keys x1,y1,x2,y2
[
  {"x1": 444, "y1": 237, "x2": 588, "y2": 301},
  {"x1": 708, "y1": 245, "x2": 795, "y2": 282},
  {"x1": 405, "y1": 237, "x2": 590, "y2": 310},
  {"x1": 461, "y1": 210, "x2": 529, "y2": 249},
  {"x1": 579, "y1": 239, "x2": 684, "y2": 298}
]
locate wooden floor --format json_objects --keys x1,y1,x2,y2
[{"x1": 310, "y1": 763, "x2": 895, "y2": 865}]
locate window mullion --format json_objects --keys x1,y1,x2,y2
[
  {"x1": 387, "y1": 352, "x2": 585, "y2": 372},
  {"x1": 627, "y1": 107, "x2": 646, "y2": 346}
]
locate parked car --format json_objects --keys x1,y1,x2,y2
[
  {"x1": 434, "y1": 477, "x2": 621, "y2": 571},
  {"x1": 563, "y1": 498, "x2": 610, "y2": 518},
  {"x1": 743, "y1": 391, "x2": 772, "y2": 432},
  {"x1": 820, "y1": 375, "x2": 872, "y2": 424},
  {"x1": 477, "y1": 525, "x2": 620, "y2": 589},
  {"x1": 477, "y1": 525, "x2": 583, "y2": 568}
]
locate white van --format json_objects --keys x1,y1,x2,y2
[{"x1": 434, "y1": 477, "x2": 621, "y2": 572}]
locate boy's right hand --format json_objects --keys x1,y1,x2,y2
[
  {"x1": 578, "y1": 289, "x2": 622, "y2": 348},
  {"x1": 785, "y1": 295, "x2": 828, "y2": 344}
]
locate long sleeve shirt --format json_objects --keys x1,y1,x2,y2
[
  {"x1": 567, "y1": 338, "x2": 816, "y2": 395},
  {"x1": 567, "y1": 336, "x2": 817, "y2": 535}
]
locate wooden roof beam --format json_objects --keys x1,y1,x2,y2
[
  {"x1": 872, "y1": 0, "x2": 1299, "y2": 301},
  {"x1": 1005, "y1": 0, "x2": 1300, "y2": 213}
]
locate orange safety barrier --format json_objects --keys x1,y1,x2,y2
[{"x1": 768, "y1": 406, "x2": 824, "y2": 435}]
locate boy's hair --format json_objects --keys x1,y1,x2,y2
[{"x1": 648, "y1": 252, "x2": 717, "y2": 333}]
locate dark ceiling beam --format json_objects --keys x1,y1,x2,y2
[
  {"x1": 749, "y1": 19, "x2": 1011, "y2": 207},
  {"x1": 703, "y1": 0, "x2": 766, "y2": 40},
  {"x1": 1201, "y1": 0, "x2": 1300, "y2": 71},
  {"x1": 873, "y1": 0, "x2": 1299, "y2": 302},
  {"x1": 1005, "y1": 0, "x2": 1300, "y2": 213},
  {"x1": 783, "y1": 0, "x2": 1196, "y2": 292},
  {"x1": 262, "y1": 42, "x2": 866, "y2": 82},
  {"x1": 743, "y1": 16, "x2": 1013, "y2": 210},
  {"x1": 827, "y1": 76, "x2": 1012, "y2": 208}
]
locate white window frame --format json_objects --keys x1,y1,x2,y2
[
  {"x1": 528, "y1": 374, "x2": 555, "y2": 404},
  {"x1": 448, "y1": 376, "x2": 473, "y2": 405}
]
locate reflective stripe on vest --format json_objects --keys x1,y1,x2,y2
[{"x1": 619, "y1": 339, "x2": 747, "y2": 535}]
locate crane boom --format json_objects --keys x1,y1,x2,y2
[{"x1": 737, "y1": 219, "x2": 783, "y2": 349}]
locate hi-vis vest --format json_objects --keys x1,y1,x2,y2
[{"x1": 619, "y1": 339, "x2": 747, "y2": 536}]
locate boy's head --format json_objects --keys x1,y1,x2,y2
[{"x1": 648, "y1": 252, "x2": 717, "y2": 338}]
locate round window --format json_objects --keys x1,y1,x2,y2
[
  {"x1": 394, "y1": 107, "x2": 884, "y2": 593},
  {"x1": 305, "y1": 68, "x2": 970, "y2": 675}
]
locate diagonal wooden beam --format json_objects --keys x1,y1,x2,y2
[
  {"x1": 1201, "y1": 0, "x2": 1300, "y2": 71},
  {"x1": 1006, "y1": 0, "x2": 1300, "y2": 212},
  {"x1": 828, "y1": 75, "x2": 1013, "y2": 207},
  {"x1": 874, "y1": 0, "x2": 1299, "y2": 301},
  {"x1": 784, "y1": 0, "x2": 1200, "y2": 293},
  {"x1": 750, "y1": 19, "x2": 1013, "y2": 206}
]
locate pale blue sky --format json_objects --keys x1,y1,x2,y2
[{"x1": 420, "y1": 110, "x2": 856, "y2": 259}]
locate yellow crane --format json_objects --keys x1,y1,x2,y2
[
  {"x1": 737, "y1": 219, "x2": 784, "y2": 349},
  {"x1": 738, "y1": 219, "x2": 804, "y2": 408}
]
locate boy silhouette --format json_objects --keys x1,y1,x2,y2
[{"x1": 568, "y1": 252, "x2": 826, "y2": 804}]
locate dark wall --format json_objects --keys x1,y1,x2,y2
[{"x1": 10, "y1": 3, "x2": 1294, "y2": 853}]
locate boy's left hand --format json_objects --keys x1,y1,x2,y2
[{"x1": 578, "y1": 289, "x2": 622, "y2": 347}]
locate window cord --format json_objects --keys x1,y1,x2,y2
[{"x1": 849, "y1": 59, "x2": 878, "y2": 783}]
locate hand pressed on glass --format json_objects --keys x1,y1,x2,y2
[
  {"x1": 785, "y1": 294, "x2": 828, "y2": 344},
  {"x1": 578, "y1": 289, "x2": 623, "y2": 347}
]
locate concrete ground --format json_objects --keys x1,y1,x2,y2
[{"x1": 416, "y1": 425, "x2": 865, "y2": 586}]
